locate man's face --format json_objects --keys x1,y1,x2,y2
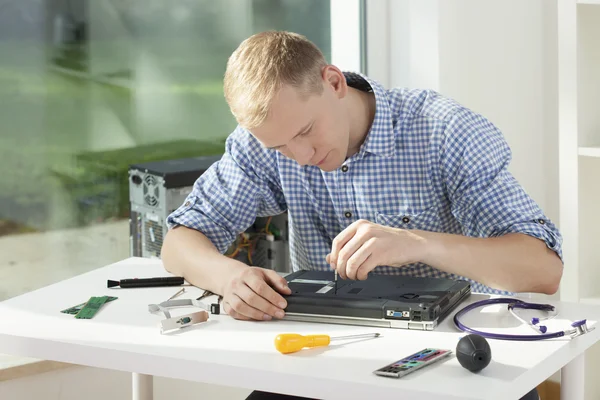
[{"x1": 250, "y1": 69, "x2": 350, "y2": 172}]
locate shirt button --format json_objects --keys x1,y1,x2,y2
[
  {"x1": 402, "y1": 216, "x2": 410, "y2": 224},
  {"x1": 341, "y1": 165, "x2": 349, "y2": 172},
  {"x1": 344, "y1": 211, "x2": 352, "y2": 218},
  {"x1": 185, "y1": 201, "x2": 191, "y2": 207},
  {"x1": 538, "y1": 219, "x2": 545, "y2": 225}
]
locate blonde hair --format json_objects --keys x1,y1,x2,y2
[{"x1": 223, "y1": 31, "x2": 328, "y2": 130}]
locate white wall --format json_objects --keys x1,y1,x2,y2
[
  {"x1": 436, "y1": 0, "x2": 557, "y2": 221},
  {"x1": 369, "y1": 0, "x2": 559, "y2": 220}
]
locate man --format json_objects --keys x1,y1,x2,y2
[{"x1": 161, "y1": 31, "x2": 560, "y2": 400}]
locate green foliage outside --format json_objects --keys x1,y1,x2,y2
[
  {"x1": 0, "y1": 44, "x2": 232, "y2": 235},
  {"x1": 0, "y1": 0, "x2": 332, "y2": 236}
]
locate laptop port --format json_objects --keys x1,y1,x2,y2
[
  {"x1": 385, "y1": 310, "x2": 410, "y2": 319},
  {"x1": 412, "y1": 311, "x2": 422, "y2": 321}
]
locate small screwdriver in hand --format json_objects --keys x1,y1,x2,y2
[
  {"x1": 274, "y1": 332, "x2": 380, "y2": 354},
  {"x1": 334, "y1": 270, "x2": 338, "y2": 294}
]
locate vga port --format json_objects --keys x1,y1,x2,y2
[{"x1": 385, "y1": 310, "x2": 410, "y2": 319}]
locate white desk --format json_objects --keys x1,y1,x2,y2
[{"x1": 0, "y1": 257, "x2": 599, "y2": 400}]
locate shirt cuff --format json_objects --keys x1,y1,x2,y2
[
  {"x1": 493, "y1": 218, "x2": 563, "y2": 262},
  {"x1": 166, "y1": 195, "x2": 236, "y2": 254}
]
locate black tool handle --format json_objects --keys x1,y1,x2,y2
[{"x1": 120, "y1": 277, "x2": 184, "y2": 288}]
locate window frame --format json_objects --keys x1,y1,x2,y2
[
  {"x1": 362, "y1": 0, "x2": 441, "y2": 90},
  {"x1": 330, "y1": 0, "x2": 364, "y2": 73}
]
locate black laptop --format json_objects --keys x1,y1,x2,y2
[{"x1": 281, "y1": 270, "x2": 471, "y2": 330}]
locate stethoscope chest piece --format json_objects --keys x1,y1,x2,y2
[{"x1": 570, "y1": 319, "x2": 594, "y2": 338}]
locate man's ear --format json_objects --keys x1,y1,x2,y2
[{"x1": 322, "y1": 65, "x2": 347, "y2": 99}]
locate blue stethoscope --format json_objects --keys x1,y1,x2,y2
[{"x1": 453, "y1": 298, "x2": 595, "y2": 341}]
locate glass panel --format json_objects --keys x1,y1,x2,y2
[{"x1": 0, "y1": 0, "x2": 336, "y2": 301}]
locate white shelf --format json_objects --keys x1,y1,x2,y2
[
  {"x1": 578, "y1": 146, "x2": 600, "y2": 157},
  {"x1": 559, "y1": 0, "x2": 600, "y2": 307}
]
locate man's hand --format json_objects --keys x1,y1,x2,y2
[
  {"x1": 222, "y1": 267, "x2": 292, "y2": 321},
  {"x1": 326, "y1": 219, "x2": 426, "y2": 280}
]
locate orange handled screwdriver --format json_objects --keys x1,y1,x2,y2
[{"x1": 274, "y1": 332, "x2": 380, "y2": 354}]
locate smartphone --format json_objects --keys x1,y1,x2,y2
[{"x1": 373, "y1": 348, "x2": 452, "y2": 378}]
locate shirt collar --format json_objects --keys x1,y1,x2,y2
[{"x1": 344, "y1": 72, "x2": 396, "y2": 160}]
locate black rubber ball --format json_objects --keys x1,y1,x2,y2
[{"x1": 456, "y1": 334, "x2": 491, "y2": 372}]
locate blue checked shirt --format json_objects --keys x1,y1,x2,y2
[{"x1": 167, "y1": 73, "x2": 563, "y2": 294}]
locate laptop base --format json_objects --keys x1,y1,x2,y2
[
  {"x1": 283, "y1": 312, "x2": 439, "y2": 330},
  {"x1": 282, "y1": 270, "x2": 471, "y2": 330}
]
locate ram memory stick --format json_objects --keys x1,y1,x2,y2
[
  {"x1": 74, "y1": 296, "x2": 108, "y2": 319},
  {"x1": 61, "y1": 296, "x2": 117, "y2": 315}
]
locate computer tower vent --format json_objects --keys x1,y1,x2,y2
[
  {"x1": 143, "y1": 174, "x2": 160, "y2": 207},
  {"x1": 144, "y1": 218, "x2": 163, "y2": 258}
]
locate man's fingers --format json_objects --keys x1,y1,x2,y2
[
  {"x1": 335, "y1": 233, "x2": 367, "y2": 280},
  {"x1": 329, "y1": 223, "x2": 359, "y2": 270},
  {"x1": 228, "y1": 292, "x2": 272, "y2": 321},
  {"x1": 355, "y1": 253, "x2": 375, "y2": 281},
  {"x1": 345, "y1": 239, "x2": 375, "y2": 280},
  {"x1": 258, "y1": 270, "x2": 290, "y2": 314},
  {"x1": 223, "y1": 301, "x2": 251, "y2": 320},
  {"x1": 326, "y1": 254, "x2": 337, "y2": 273},
  {"x1": 263, "y1": 269, "x2": 292, "y2": 296},
  {"x1": 239, "y1": 282, "x2": 285, "y2": 319}
]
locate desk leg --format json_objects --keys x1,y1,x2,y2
[
  {"x1": 132, "y1": 372, "x2": 153, "y2": 400},
  {"x1": 561, "y1": 353, "x2": 584, "y2": 400}
]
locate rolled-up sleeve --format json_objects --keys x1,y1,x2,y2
[
  {"x1": 440, "y1": 108, "x2": 563, "y2": 262},
  {"x1": 167, "y1": 126, "x2": 287, "y2": 253}
]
